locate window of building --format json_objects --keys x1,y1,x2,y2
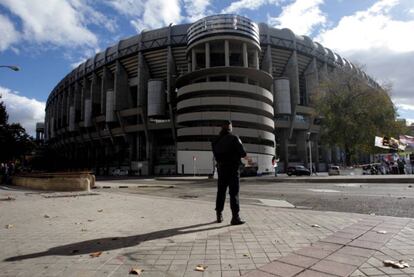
[
  {"x1": 210, "y1": 41, "x2": 225, "y2": 67},
  {"x1": 229, "y1": 41, "x2": 243, "y2": 66}
]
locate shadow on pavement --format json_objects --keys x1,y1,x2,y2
[{"x1": 5, "y1": 221, "x2": 227, "y2": 261}]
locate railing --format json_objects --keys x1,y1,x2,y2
[{"x1": 187, "y1": 14, "x2": 260, "y2": 45}]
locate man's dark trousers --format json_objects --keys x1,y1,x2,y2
[{"x1": 216, "y1": 165, "x2": 240, "y2": 216}]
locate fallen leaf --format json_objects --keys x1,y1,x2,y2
[
  {"x1": 243, "y1": 254, "x2": 250, "y2": 257},
  {"x1": 311, "y1": 224, "x2": 320, "y2": 228},
  {"x1": 97, "y1": 209, "x2": 103, "y2": 212},
  {"x1": 44, "y1": 214, "x2": 50, "y2": 218},
  {"x1": 90, "y1": 251, "x2": 102, "y2": 258},
  {"x1": 129, "y1": 267, "x2": 143, "y2": 275},
  {"x1": 377, "y1": 230, "x2": 387, "y2": 234},
  {"x1": 195, "y1": 265, "x2": 208, "y2": 272},
  {"x1": 5, "y1": 224, "x2": 13, "y2": 229},
  {"x1": 383, "y1": 260, "x2": 410, "y2": 269}
]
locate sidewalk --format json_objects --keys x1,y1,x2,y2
[{"x1": 1, "y1": 186, "x2": 413, "y2": 277}]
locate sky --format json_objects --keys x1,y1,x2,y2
[{"x1": 0, "y1": 0, "x2": 413, "y2": 136}]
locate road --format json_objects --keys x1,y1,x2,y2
[{"x1": 96, "y1": 178, "x2": 414, "y2": 218}]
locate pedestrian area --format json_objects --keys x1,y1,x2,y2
[{"x1": 1, "y1": 187, "x2": 414, "y2": 277}]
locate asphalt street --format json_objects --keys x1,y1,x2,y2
[{"x1": 96, "y1": 177, "x2": 414, "y2": 218}]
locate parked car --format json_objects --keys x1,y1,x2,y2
[
  {"x1": 328, "y1": 165, "x2": 340, "y2": 176},
  {"x1": 111, "y1": 168, "x2": 129, "y2": 176},
  {"x1": 286, "y1": 165, "x2": 310, "y2": 176}
]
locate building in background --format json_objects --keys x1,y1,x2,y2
[{"x1": 44, "y1": 14, "x2": 379, "y2": 175}]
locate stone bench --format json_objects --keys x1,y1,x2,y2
[{"x1": 11, "y1": 172, "x2": 95, "y2": 191}]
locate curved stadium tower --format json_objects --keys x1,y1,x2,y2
[{"x1": 44, "y1": 14, "x2": 379, "y2": 175}]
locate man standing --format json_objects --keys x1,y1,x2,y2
[{"x1": 212, "y1": 121, "x2": 247, "y2": 225}]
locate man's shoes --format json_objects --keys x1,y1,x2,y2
[
  {"x1": 230, "y1": 216, "x2": 245, "y2": 225},
  {"x1": 216, "y1": 212, "x2": 223, "y2": 223}
]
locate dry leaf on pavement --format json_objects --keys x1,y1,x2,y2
[
  {"x1": 383, "y1": 260, "x2": 410, "y2": 269},
  {"x1": 5, "y1": 224, "x2": 13, "y2": 229},
  {"x1": 97, "y1": 209, "x2": 103, "y2": 212},
  {"x1": 195, "y1": 265, "x2": 208, "y2": 272},
  {"x1": 129, "y1": 267, "x2": 143, "y2": 275},
  {"x1": 90, "y1": 251, "x2": 103, "y2": 258},
  {"x1": 311, "y1": 224, "x2": 320, "y2": 228},
  {"x1": 44, "y1": 214, "x2": 50, "y2": 218}
]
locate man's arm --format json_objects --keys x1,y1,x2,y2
[{"x1": 235, "y1": 136, "x2": 247, "y2": 158}]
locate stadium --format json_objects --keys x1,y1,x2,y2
[{"x1": 44, "y1": 14, "x2": 378, "y2": 175}]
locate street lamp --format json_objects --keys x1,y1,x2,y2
[
  {"x1": 0, "y1": 65, "x2": 20, "y2": 71},
  {"x1": 307, "y1": 131, "x2": 312, "y2": 175}
]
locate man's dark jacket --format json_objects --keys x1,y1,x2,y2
[{"x1": 212, "y1": 130, "x2": 247, "y2": 168}]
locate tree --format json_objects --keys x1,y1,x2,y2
[
  {"x1": 313, "y1": 67, "x2": 405, "y2": 165},
  {"x1": 0, "y1": 94, "x2": 34, "y2": 163}
]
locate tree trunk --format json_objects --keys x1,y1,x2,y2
[{"x1": 345, "y1": 144, "x2": 352, "y2": 166}]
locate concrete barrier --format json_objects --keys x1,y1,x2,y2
[{"x1": 12, "y1": 172, "x2": 95, "y2": 191}]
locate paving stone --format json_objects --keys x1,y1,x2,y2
[
  {"x1": 277, "y1": 254, "x2": 319, "y2": 268},
  {"x1": 311, "y1": 259, "x2": 357, "y2": 276}
]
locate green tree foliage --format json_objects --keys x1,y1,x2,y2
[
  {"x1": 0, "y1": 94, "x2": 34, "y2": 162},
  {"x1": 314, "y1": 68, "x2": 405, "y2": 165}
]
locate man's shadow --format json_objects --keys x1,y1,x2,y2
[{"x1": 5, "y1": 221, "x2": 228, "y2": 262}]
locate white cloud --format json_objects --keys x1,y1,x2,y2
[
  {"x1": 222, "y1": 0, "x2": 282, "y2": 14},
  {"x1": 183, "y1": 0, "x2": 212, "y2": 22},
  {"x1": 0, "y1": 0, "x2": 116, "y2": 51},
  {"x1": 130, "y1": 0, "x2": 182, "y2": 32},
  {"x1": 268, "y1": 0, "x2": 326, "y2": 35},
  {"x1": 0, "y1": 86, "x2": 45, "y2": 136},
  {"x1": 0, "y1": 14, "x2": 20, "y2": 51},
  {"x1": 317, "y1": 0, "x2": 414, "y2": 53},
  {"x1": 106, "y1": 0, "x2": 145, "y2": 17}
]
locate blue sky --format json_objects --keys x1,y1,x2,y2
[{"x1": 0, "y1": 0, "x2": 413, "y2": 135}]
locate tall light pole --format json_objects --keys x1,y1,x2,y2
[
  {"x1": 307, "y1": 131, "x2": 312, "y2": 175},
  {"x1": 0, "y1": 65, "x2": 20, "y2": 71}
]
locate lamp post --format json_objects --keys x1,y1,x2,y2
[
  {"x1": 0, "y1": 65, "x2": 20, "y2": 71},
  {"x1": 307, "y1": 131, "x2": 312, "y2": 175}
]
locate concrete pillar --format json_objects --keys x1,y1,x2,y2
[
  {"x1": 81, "y1": 78, "x2": 90, "y2": 121},
  {"x1": 305, "y1": 58, "x2": 319, "y2": 105},
  {"x1": 91, "y1": 73, "x2": 101, "y2": 116},
  {"x1": 284, "y1": 51, "x2": 300, "y2": 110},
  {"x1": 278, "y1": 130, "x2": 290, "y2": 172},
  {"x1": 101, "y1": 66, "x2": 114, "y2": 115},
  {"x1": 191, "y1": 49, "x2": 196, "y2": 71},
  {"x1": 242, "y1": 43, "x2": 248, "y2": 68},
  {"x1": 254, "y1": 50, "x2": 259, "y2": 70},
  {"x1": 319, "y1": 62, "x2": 329, "y2": 82},
  {"x1": 74, "y1": 82, "x2": 82, "y2": 122},
  {"x1": 205, "y1": 42, "x2": 210, "y2": 68},
  {"x1": 261, "y1": 45, "x2": 272, "y2": 73},
  {"x1": 224, "y1": 40, "x2": 230, "y2": 67},
  {"x1": 114, "y1": 60, "x2": 131, "y2": 111},
  {"x1": 61, "y1": 91, "x2": 67, "y2": 127},
  {"x1": 296, "y1": 131, "x2": 308, "y2": 165},
  {"x1": 137, "y1": 52, "x2": 150, "y2": 108}
]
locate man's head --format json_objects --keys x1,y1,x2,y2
[{"x1": 222, "y1": 120, "x2": 232, "y2": 132}]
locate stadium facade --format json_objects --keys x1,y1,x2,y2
[{"x1": 44, "y1": 14, "x2": 378, "y2": 175}]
